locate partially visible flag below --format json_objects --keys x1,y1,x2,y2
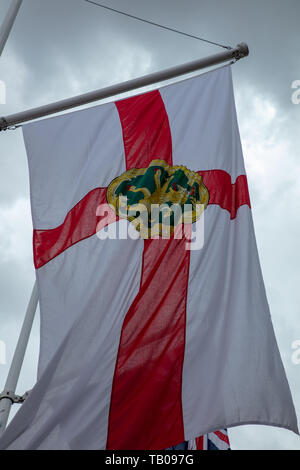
[
  {"x1": 189, "y1": 430, "x2": 231, "y2": 450},
  {"x1": 166, "y1": 429, "x2": 230, "y2": 450}
]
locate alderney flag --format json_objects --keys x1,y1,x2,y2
[{"x1": 0, "y1": 65, "x2": 297, "y2": 450}]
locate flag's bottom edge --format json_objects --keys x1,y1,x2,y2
[{"x1": 1, "y1": 421, "x2": 298, "y2": 450}]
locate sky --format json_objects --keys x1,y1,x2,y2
[{"x1": 0, "y1": 0, "x2": 299, "y2": 450}]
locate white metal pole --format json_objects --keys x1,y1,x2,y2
[
  {"x1": 0, "y1": 281, "x2": 38, "y2": 435},
  {"x1": 0, "y1": 42, "x2": 249, "y2": 130},
  {"x1": 0, "y1": 0, "x2": 23, "y2": 56}
]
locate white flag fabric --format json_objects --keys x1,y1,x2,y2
[{"x1": 0, "y1": 65, "x2": 297, "y2": 450}]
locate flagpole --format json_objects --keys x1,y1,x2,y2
[
  {"x1": 0, "y1": 0, "x2": 23, "y2": 56},
  {"x1": 0, "y1": 281, "x2": 38, "y2": 435},
  {"x1": 0, "y1": 42, "x2": 249, "y2": 130}
]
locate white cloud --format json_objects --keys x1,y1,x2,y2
[{"x1": 236, "y1": 87, "x2": 300, "y2": 205}]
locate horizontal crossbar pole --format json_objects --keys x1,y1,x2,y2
[{"x1": 0, "y1": 42, "x2": 249, "y2": 131}]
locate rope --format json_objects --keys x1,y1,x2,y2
[{"x1": 83, "y1": 0, "x2": 232, "y2": 50}]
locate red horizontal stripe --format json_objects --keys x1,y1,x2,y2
[
  {"x1": 198, "y1": 170, "x2": 250, "y2": 219},
  {"x1": 33, "y1": 170, "x2": 250, "y2": 269},
  {"x1": 33, "y1": 188, "x2": 117, "y2": 269}
]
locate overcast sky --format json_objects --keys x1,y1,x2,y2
[{"x1": 0, "y1": 0, "x2": 299, "y2": 450}]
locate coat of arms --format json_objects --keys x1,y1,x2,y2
[{"x1": 106, "y1": 159, "x2": 209, "y2": 238}]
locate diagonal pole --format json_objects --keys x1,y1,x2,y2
[
  {"x1": 0, "y1": 0, "x2": 23, "y2": 56},
  {"x1": 0, "y1": 42, "x2": 249, "y2": 130},
  {"x1": 0, "y1": 281, "x2": 38, "y2": 435}
]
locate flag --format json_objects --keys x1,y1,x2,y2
[
  {"x1": 0, "y1": 65, "x2": 297, "y2": 450},
  {"x1": 188, "y1": 429, "x2": 231, "y2": 450},
  {"x1": 167, "y1": 429, "x2": 230, "y2": 450}
]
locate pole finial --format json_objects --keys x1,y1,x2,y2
[{"x1": 234, "y1": 43, "x2": 249, "y2": 60}]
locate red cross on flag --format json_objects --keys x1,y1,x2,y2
[{"x1": 1, "y1": 65, "x2": 297, "y2": 450}]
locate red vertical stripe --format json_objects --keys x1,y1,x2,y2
[
  {"x1": 115, "y1": 91, "x2": 173, "y2": 169},
  {"x1": 106, "y1": 235, "x2": 190, "y2": 449},
  {"x1": 106, "y1": 90, "x2": 188, "y2": 449},
  {"x1": 196, "y1": 436, "x2": 204, "y2": 450}
]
